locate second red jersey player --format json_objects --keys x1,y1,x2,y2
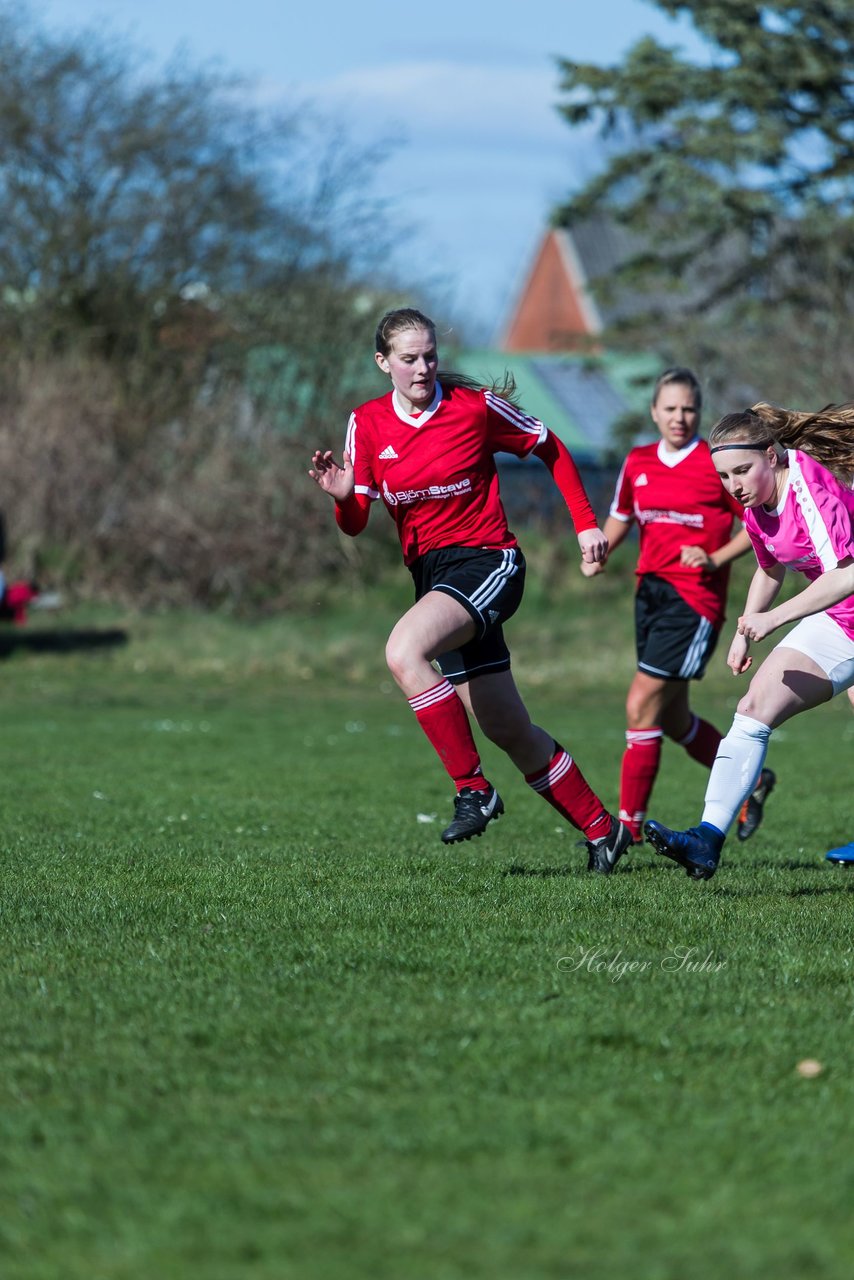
[
  {"x1": 611, "y1": 434, "x2": 743, "y2": 629},
  {"x1": 582, "y1": 367, "x2": 774, "y2": 845}
]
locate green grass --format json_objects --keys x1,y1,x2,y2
[{"x1": 1, "y1": 585, "x2": 854, "y2": 1279}]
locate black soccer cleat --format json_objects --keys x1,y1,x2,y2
[
  {"x1": 644, "y1": 820, "x2": 720, "y2": 880},
  {"x1": 736, "y1": 768, "x2": 776, "y2": 841},
  {"x1": 441, "y1": 785, "x2": 504, "y2": 844},
  {"x1": 586, "y1": 816, "x2": 633, "y2": 875}
]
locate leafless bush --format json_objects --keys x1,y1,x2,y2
[{"x1": 0, "y1": 355, "x2": 396, "y2": 611}]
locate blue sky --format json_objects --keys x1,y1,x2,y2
[{"x1": 34, "y1": 0, "x2": 708, "y2": 343}]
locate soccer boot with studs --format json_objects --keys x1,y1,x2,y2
[
  {"x1": 441, "y1": 785, "x2": 504, "y2": 844},
  {"x1": 644, "y1": 820, "x2": 720, "y2": 880},
  {"x1": 586, "y1": 816, "x2": 634, "y2": 875}
]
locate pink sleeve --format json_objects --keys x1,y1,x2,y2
[{"x1": 745, "y1": 523, "x2": 777, "y2": 571}]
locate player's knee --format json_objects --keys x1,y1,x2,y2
[
  {"x1": 735, "y1": 690, "x2": 767, "y2": 722},
  {"x1": 385, "y1": 631, "x2": 414, "y2": 685},
  {"x1": 625, "y1": 688, "x2": 659, "y2": 729},
  {"x1": 625, "y1": 692, "x2": 646, "y2": 728}
]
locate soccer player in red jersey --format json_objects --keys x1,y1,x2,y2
[
  {"x1": 581, "y1": 368, "x2": 774, "y2": 844},
  {"x1": 309, "y1": 307, "x2": 632, "y2": 872}
]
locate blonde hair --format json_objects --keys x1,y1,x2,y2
[
  {"x1": 710, "y1": 402, "x2": 854, "y2": 484},
  {"x1": 374, "y1": 307, "x2": 520, "y2": 405},
  {"x1": 652, "y1": 367, "x2": 702, "y2": 412}
]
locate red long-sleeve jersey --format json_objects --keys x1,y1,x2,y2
[{"x1": 335, "y1": 382, "x2": 596, "y2": 564}]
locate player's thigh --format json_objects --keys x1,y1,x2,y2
[
  {"x1": 387, "y1": 591, "x2": 475, "y2": 665},
  {"x1": 742, "y1": 612, "x2": 854, "y2": 726},
  {"x1": 415, "y1": 547, "x2": 526, "y2": 686},
  {"x1": 738, "y1": 646, "x2": 833, "y2": 727}
]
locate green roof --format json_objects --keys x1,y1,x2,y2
[{"x1": 452, "y1": 349, "x2": 659, "y2": 459}]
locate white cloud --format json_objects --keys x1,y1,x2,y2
[{"x1": 298, "y1": 59, "x2": 594, "y2": 152}]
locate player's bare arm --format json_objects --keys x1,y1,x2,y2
[
  {"x1": 739, "y1": 557, "x2": 854, "y2": 643},
  {"x1": 726, "y1": 563, "x2": 784, "y2": 671},
  {"x1": 726, "y1": 631, "x2": 752, "y2": 676}
]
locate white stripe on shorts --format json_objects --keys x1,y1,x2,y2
[
  {"x1": 468, "y1": 548, "x2": 519, "y2": 615},
  {"x1": 678, "y1": 614, "x2": 712, "y2": 678}
]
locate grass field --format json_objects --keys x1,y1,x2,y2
[{"x1": 2, "y1": 575, "x2": 853, "y2": 1279}]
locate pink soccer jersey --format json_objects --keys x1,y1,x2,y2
[
  {"x1": 745, "y1": 449, "x2": 854, "y2": 639},
  {"x1": 345, "y1": 382, "x2": 547, "y2": 564},
  {"x1": 610, "y1": 437, "x2": 744, "y2": 626}
]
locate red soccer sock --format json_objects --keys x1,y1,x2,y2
[
  {"x1": 408, "y1": 680, "x2": 488, "y2": 793},
  {"x1": 526, "y1": 743, "x2": 610, "y2": 840},
  {"x1": 619, "y1": 727, "x2": 663, "y2": 841},
  {"x1": 677, "y1": 714, "x2": 722, "y2": 768}
]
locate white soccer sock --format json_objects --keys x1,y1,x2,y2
[{"x1": 701, "y1": 713, "x2": 772, "y2": 835}]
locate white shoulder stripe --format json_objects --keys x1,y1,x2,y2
[
  {"x1": 344, "y1": 411, "x2": 357, "y2": 458},
  {"x1": 791, "y1": 455, "x2": 836, "y2": 570},
  {"x1": 609, "y1": 457, "x2": 631, "y2": 519},
  {"x1": 346, "y1": 411, "x2": 378, "y2": 499},
  {"x1": 485, "y1": 391, "x2": 547, "y2": 442}
]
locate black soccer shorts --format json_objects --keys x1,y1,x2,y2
[
  {"x1": 409, "y1": 545, "x2": 526, "y2": 684},
  {"x1": 635, "y1": 573, "x2": 720, "y2": 680}
]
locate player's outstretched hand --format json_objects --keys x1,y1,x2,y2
[
  {"x1": 309, "y1": 449, "x2": 355, "y2": 501},
  {"x1": 578, "y1": 527, "x2": 608, "y2": 564},
  {"x1": 727, "y1": 631, "x2": 752, "y2": 675},
  {"x1": 579, "y1": 557, "x2": 605, "y2": 578}
]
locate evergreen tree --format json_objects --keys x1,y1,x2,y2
[{"x1": 554, "y1": 1, "x2": 854, "y2": 401}]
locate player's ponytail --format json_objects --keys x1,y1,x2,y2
[
  {"x1": 437, "y1": 368, "x2": 521, "y2": 407},
  {"x1": 710, "y1": 402, "x2": 854, "y2": 484}
]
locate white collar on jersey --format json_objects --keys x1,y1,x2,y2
[
  {"x1": 392, "y1": 383, "x2": 443, "y2": 426},
  {"x1": 656, "y1": 436, "x2": 700, "y2": 469},
  {"x1": 764, "y1": 458, "x2": 792, "y2": 515}
]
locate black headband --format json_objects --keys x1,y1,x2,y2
[{"x1": 709, "y1": 440, "x2": 774, "y2": 455}]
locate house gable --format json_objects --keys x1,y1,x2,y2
[{"x1": 501, "y1": 228, "x2": 603, "y2": 352}]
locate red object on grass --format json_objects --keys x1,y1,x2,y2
[{"x1": 0, "y1": 581, "x2": 39, "y2": 624}]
